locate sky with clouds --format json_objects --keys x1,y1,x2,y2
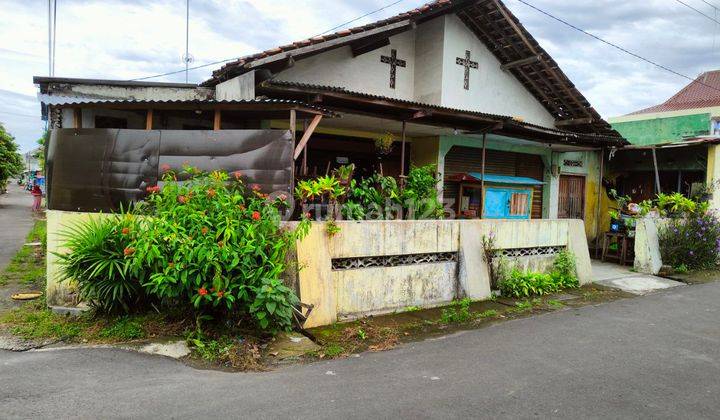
[{"x1": 1, "y1": 0, "x2": 719, "y2": 152}]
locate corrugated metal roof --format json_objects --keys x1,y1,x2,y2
[
  {"x1": 261, "y1": 80, "x2": 626, "y2": 143},
  {"x1": 467, "y1": 173, "x2": 545, "y2": 185},
  {"x1": 629, "y1": 70, "x2": 720, "y2": 115},
  {"x1": 37, "y1": 93, "x2": 338, "y2": 116}
]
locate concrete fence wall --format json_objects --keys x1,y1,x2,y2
[
  {"x1": 296, "y1": 219, "x2": 592, "y2": 327},
  {"x1": 46, "y1": 211, "x2": 593, "y2": 327}
]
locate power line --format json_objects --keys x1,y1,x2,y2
[
  {"x1": 672, "y1": 0, "x2": 720, "y2": 25},
  {"x1": 699, "y1": 0, "x2": 720, "y2": 12},
  {"x1": 513, "y1": 0, "x2": 720, "y2": 94},
  {"x1": 130, "y1": 0, "x2": 409, "y2": 82}
]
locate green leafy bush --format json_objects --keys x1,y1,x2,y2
[
  {"x1": 56, "y1": 215, "x2": 148, "y2": 313},
  {"x1": 499, "y1": 251, "x2": 579, "y2": 298},
  {"x1": 339, "y1": 165, "x2": 442, "y2": 220},
  {"x1": 659, "y1": 212, "x2": 720, "y2": 270}
]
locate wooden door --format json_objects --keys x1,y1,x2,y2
[{"x1": 558, "y1": 175, "x2": 585, "y2": 219}]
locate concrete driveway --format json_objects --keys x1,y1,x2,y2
[
  {"x1": 2, "y1": 279, "x2": 719, "y2": 419},
  {"x1": 0, "y1": 182, "x2": 34, "y2": 270}
]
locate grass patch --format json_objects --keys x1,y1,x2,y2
[
  {"x1": 546, "y1": 299, "x2": 565, "y2": 309},
  {"x1": 0, "y1": 219, "x2": 47, "y2": 290},
  {"x1": 98, "y1": 317, "x2": 146, "y2": 341}
]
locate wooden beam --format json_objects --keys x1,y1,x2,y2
[
  {"x1": 73, "y1": 108, "x2": 82, "y2": 129},
  {"x1": 145, "y1": 109, "x2": 153, "y2": 130},
  {"x1": 556, "y1": 117, "x2": 594, "y2": 127},
  {"x1": 213, "y1": 109, "x2": 221, "y2": 130},
  {"x1": 294, "y1": 115, "x2": 322, "y2": 160},
  {"x1": 501, "y1": 55, "x2": 541, "y2": 71},
  {"x1": 490, "y1": 0, "x2": 591, "y2": 118},
  {"x1": 351, "y1": 37, "x2": 390, "y2": 57},
  {"x1": 411, "y1": 110, "x2": 432, "y2": 119}
]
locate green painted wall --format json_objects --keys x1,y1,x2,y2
[{"x1": 612, "y1": 113, "x2": 711, "y2": 146}]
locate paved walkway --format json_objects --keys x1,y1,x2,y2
[
  {"x1": 592, "y1": 260, "x2": 685, "y2": 295},
  {"x1": 0, "y1": 182, "x2": 35, "y2": 270},
  {"x1": 2, "y1": 279, "x2": 719, "y2": 418}
]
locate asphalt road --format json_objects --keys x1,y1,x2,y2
[
  {"x1": 2, "y1": 281, "x2": 720, "y2": 419},
  {"x1": 0, "y1": 182, "x2": 34, "y2": 270}
]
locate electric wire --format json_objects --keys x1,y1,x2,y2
[
  {"x1": 130, "y1": 0, "x2": 410, "y2": 81},
  {"x1": 514, "y1": 0, "x2": 720, "y2": 94}
]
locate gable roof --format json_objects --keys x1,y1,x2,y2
[
  {"x1": 629, "y1": 70, "x2": 720, "y2": 115},
  {"x1": 204, "y1": 0, "x2": 619, "y2": 138}
]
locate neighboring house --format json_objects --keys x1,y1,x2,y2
[
  {"x1": 35, "y1": 0, "x2": 625, "y2": 242},
  {"x1": 608, "y1": 70, "x2": 720, "y2": 204},
  {"x1": 24, "y1": 147, "x2": 42, "y2": 172}
]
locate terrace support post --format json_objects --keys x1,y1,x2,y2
[
  {"x1": 213, "y1": 109, "x2": 221, "y2": 130},
  {"x1": 652, "y1": 146, "x2": 661, "y2": 194},
  {"x1": 594, "y1": 147, "x2": 605, "y2": 258},
  {"x1": 302, "y1": 120, "x2": 308, "y2": 176},
  {"x1": 294, "y1": 115, "x2": 322, "y2": 160},
  {"x1": 145, "y1": 109, "x2": 153, "y2": 130},
  {"x1": 289, "y1": 109, "x2": 296, "y2": 143},
  {"x1": 400, "y1": 121, "x2": 407, "y2": 179},
  {"x1": 480, "y1": 133, "x2": 487, "y2": 219}
]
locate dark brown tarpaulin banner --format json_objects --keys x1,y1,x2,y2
[{"x1": 47, "y1": 128, "x2": 293, "y2": 212}]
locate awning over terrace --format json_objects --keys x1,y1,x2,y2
[
  {"x1": 447, "y1": 173, "x2": 546, "y2": 185},
  {"x1": 257, "y1": 80, "x2": 627, "y2": 148}
]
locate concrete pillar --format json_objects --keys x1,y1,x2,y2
[{"x1": 707, "y1": 145, "x2": 720, "y2": 212}]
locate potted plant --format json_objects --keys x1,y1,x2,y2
[
  {"x1": 374, "y1": 132, "x2": 395, "y2": 155},
  {"x1": 332, "y1": 164, "x2": 355, "y2": 187}
]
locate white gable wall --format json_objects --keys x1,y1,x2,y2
[
  {"x1": 277, "y1": 30, "x2": 416, "y2": 100},
  {"x1": 275, "y1": 14, "x2": 557, "y2": 128},
  {"x1": 440, "y1": 14, "x2": 555, "y2": 128}
]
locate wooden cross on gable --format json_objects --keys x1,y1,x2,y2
[
  {"x1": 456, "y1": 50, "x2": 478, "y2": 90},
  {"x1": 380, "y1": 49, "x2": 406, "y2": 89}
]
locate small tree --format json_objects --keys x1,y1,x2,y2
[{"x1": 0, "y1": 124, "x2": 24, "y2": 190}]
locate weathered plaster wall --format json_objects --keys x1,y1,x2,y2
[
  {"x1": 45, "y1": 211, "x2": 115, "y2": 307},
  {"x1": 296, "y1": 219, "x2": 593, "y2": 328},
  {"x1": 707, "y1": 145, "x2": 720, "y2": 212},
  {"x1": 439, "y1": 14, "x2": 556, "y2": 128},
  {"x1": 51, "y1": 84, "x2": 213, "y2": 102}
]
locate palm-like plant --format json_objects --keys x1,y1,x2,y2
[{"x1": 55, "y1": 215, "x2": 147, "y2": 313}]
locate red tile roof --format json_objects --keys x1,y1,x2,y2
[{"x1": 630, "y1": 70, "x2": 720, "y2": 115}]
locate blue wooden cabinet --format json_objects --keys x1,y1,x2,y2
[{"x1": 483, "y1": 187, "x2": 533, "y2": 219}]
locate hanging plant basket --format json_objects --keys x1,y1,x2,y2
[{"x1": 374, "y1": 132, "x2": 395, "y2": 155}]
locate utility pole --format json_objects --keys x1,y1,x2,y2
[{"x1": 184, "y1": 0, "x2": 191, "y2": 83}]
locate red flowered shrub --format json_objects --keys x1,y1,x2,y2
[
  {"x1": 128, "y1": 168, "x2": 310, "y2": 331},
  {"x1": 58, "y1": 168, "x2": 309, "y2": 332}
]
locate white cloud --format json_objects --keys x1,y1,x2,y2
[{"x1": 1, "y1": 0, "x2": 719, "y2": 152}]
